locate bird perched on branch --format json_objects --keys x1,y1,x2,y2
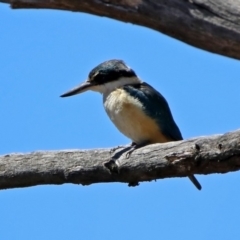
[{"x1": 60, "y1": 59, "x2": 201, "y2": 190}]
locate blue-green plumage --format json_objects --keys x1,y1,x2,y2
[
  {"x1": 60, "y1": 59, "x2": 201, "y2": 190},
  {"x1": 122, "y1": 82, "x2": 183, "y2": 141}
]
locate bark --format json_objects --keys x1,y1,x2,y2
[
  {"x1": 1, "y1": 129, "x2": 240, "y2": 190},
  {"x1": 1, "y1": 0, "x2": 240, "y2": 59}
]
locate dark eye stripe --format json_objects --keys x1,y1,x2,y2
[{"x1": 90, "y1": 69, "x2": 136, "y2": 84}]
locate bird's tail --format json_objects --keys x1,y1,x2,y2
[{"x1": 188, "y1": 175, "x2": 202, "y2": 190}]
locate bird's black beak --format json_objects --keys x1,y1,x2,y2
[{"x1": 60, "y1": 81, "x2": 94, "y2": 97}]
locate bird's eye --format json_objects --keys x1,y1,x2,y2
[
  {"x1": 92, "y1": 72, "x2": 99, "y2": 79},
  {"x1": 91, "y1": 72, "x2": 107, "y2": 84}
]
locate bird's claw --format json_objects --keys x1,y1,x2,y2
[{"x1": 126, "y1": 149, "x2": 134, "y2": 158}]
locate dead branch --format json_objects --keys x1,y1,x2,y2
[
  {"x1": 1, "y1": 129, "x2": 240, "y2": 190},
  {"x1": 1, "y1": 0, "x2": 240, "y2": 59}
]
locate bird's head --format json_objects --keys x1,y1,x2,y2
[{"x1": 60, "y1": 59, "x2": 141, "y2": 97}]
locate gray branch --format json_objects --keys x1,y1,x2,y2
[
  {"x1": 1, "y1": 129, "x2": 240, "y2": 190},
  {"x1": 1, "y1": 0, "x2": 240, "y2": 59}
]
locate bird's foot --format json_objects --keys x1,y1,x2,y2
[{"x1": 125, "y1": 142, "x2": 148, "y2": 158}]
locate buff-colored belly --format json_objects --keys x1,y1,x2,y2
[{"x1": 103, "y1": 88, "x2": 170, "y2": 144}]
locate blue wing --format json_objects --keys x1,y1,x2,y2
[{"x1": 123, "y1": 82, "x2": 183, "y2": 141}]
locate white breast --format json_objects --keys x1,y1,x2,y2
[
  {"x1": 103, "y1": 88, "x2": 140, "y2": 142},
  {"x1": 103, "y1": 88, "x2": 168, "y2": 144}
]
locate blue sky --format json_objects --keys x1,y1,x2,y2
[{"x1": 1, "y1": 4, "x2": 240, "y2": 240}]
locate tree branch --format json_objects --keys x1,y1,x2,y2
[
  {"x1": 1, "y1": 0, "x2": 240, "y2": 59},
  {"x1": 1, "y1": 129, "x2": 240, "y2": 190}
]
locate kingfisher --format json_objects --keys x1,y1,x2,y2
[{"x1": 60, "y1": 59, "x2": 201, "y2": 190}]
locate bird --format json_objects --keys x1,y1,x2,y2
[{"x1": 60, "y1": 59, "x2": 201, "y2": 190}]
